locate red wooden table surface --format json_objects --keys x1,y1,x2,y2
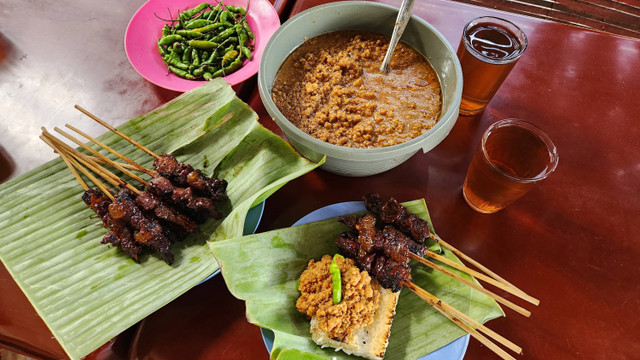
[{"x1": 1, "y1": 0, "x2": 639, "y2": 359}]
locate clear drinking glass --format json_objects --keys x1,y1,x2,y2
[
  {"x1": 463, "y1": 119, "x2": 559, "y2": 213},
  {"x1": 457, "y1": 16, "x2": 528, "y2": 116}
]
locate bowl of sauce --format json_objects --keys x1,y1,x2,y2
[{"x1": 258, "y1": 1, "x2": 463, "y2": 176}]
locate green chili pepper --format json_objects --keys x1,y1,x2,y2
[
  {"x1": 163, "y1": 52, "x2": 189, "y2": 70},
  {"x1": 202, "y1": 71, "x2": 213, "y2": 81},
  {"x1": 227, "y1": 5, "x2": 246, "y2": 16},
  {"x1": 219, "y1": 10, "x2": 232, "y2": 24},
  {"x1": 193, "y1": 23, "x2": 224, "y2": 33},
  {"x1": 237, "y1": 30, "x2": 252, "y2": 60},
  {"x1": 220, "y1": 43, "x2": 235, "y2": 55},
  {"x1": 211, "y1": 56, "x2": 242, "y2": 77},
  {"x1": 157, "y1": 34, "x2": 182, "y2": 46},
  {"x1": 226, "y1": 56, "x2": 243, "y2": 72},
  {"x1": 192, "y1": 48, "x2": 200, "y2": 65},
  {"x1": 206, "y1": 9, "x2": 220, "y2": 21},
  {"x1": 172, "y1": 41, "x2": 185, "y2": 53},
  {"x1": 204, "y1": 50, "x2": 219, "y2": 65},
  {"x1": 181, "y1": 3, "x2": 211, "y2": 19},
  {"x1": 185, "y1": 19, "x2": 212, "y2": 29},
  {"x1": 330, "y1": 254, "x2": 344, "y2": 305},
  {"x1": 241, "y1": 46, "x2": 253, "y2": 61},
  {"x1": 238, "y1": 29, "x2": 248, "y2": 46},
  {"x1": 189, "y1": 40, "x2": 219, "y2": 49},
  {"x1": 221, "y1": 49, "x2": 238, "y2": 66},
  {"x1": 192, "y1": 66, "x2": 205, "y2": 77},
  {"x1": 162, "y1": 24, "x2": 171, "y2": 37},
  {"x1": 210, "y1": 27, "x2": 236, "y2": 43},
  {"x1": 211, "y1": 67, "x2": 225, "y2": 78},
  {"x1": 158, "y1": 43, "x2": 169, "y2": 56},
  {"x1": 243, "y1": 21, "x2": 254, "y2": 39},
  {"x1": 168, "y1": 65, "x2": 196, "y2": 79},
  {"x1": 182, "y1": 45, "x2": 193, "y2": 62},
  {"x1": 176, "y1": 29, "x2": 204, "y2": 38}
]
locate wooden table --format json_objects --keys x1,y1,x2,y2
[{"x1": 1, "y1": 0, "x2": 639, "y2": 359}]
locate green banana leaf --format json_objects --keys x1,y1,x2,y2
[
  {"x1": 210, "y1": 199, "x2": 504, "y2": 360},
  {"x1": 0, "y1": 79, "x2": 323, "y2": 360}
]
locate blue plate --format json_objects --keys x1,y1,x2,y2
[
  {"x1": 199, "y1": 200, "x2": 265, "y2": 283},
  {"x1": 260, "y1": 201, "x2": 469, "y2": 359}
]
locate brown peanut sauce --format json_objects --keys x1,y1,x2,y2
[{"x1": 272, "y1": 30, "x2": 442, "y2": 148}]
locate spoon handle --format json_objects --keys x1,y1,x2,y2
[{"x1": 380, "y1": 0, "x2": 417, "y2": 73}]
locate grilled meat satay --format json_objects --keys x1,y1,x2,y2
[
  {"x1": 148, "y1": 175, "x2": 221, "y2": 223},
  {"x1": 153, "y1": 153, "x2": 228, "y2": 200},
  {"x1": 109, "y1": 189, "x2": 174, "y2": 264},
  {"x1": 135, "y1": 191, "x2": 200, "y2": 234},
  {"x1": 339, "y1": 214, "x2": 427, "y2": 257},
  {"x1": 336, "y1": 231, "x2": 411, "y2": 293},
  {"x1": 82, "y1": 189, "x2": 143, "y2": 261},
  {"x1": 364, "y1": 193, "x2": 431, "y2": 243}
]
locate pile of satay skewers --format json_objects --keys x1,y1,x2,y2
[
  {"x1": 335, "y1": 192, "x2": 540, "y2": 360},
  {"x1": 39, "y1": 105, "x2": 228, "y2": 265}
]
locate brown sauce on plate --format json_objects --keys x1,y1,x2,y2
[{"x1": 272, "y1": 30, "x2": 442, "y2": 149}]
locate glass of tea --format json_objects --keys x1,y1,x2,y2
[
  {"x1": 463, "y1": 119, "x2": 559, "y2": 213},
  {"x1": 457, "y1": 17, "x2": 528, "y2": 116}
]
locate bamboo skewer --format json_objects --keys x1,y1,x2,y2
[
  {"x1": 72, "y1": 152, "x2": 141, "y2": 195},
  {"x1": 421, "y1": 250, "x2": 539, "y2": 306},
  {"x1": 409, "y1": 252, "x2": 531, "y2": 317},
  {"x1": 429, "y1": 233, "x2": 538, "y2": 305},
  {"x1": 406, "y1": 282, "x2": 518, "y2": 360},
  {"x1": 86, "y1": 156, "x2": 141, "y2": 171},
  {"x1": 75, "y1": 105, "x2": 160, "y2": 159},
  {"x1": 44, "y1": 136, "x2": 89, "y2": 191},
  {"x1": 41, "y1": 135, "x2": 115, "y2": 202},
  {"x1": 41, "y1": 130, "x2": 141, "y2": 195},
  {"x1": 52, "y1": 127, "x2": 149, "y2": 187},
  {"x1": 65, "y1": 124, "x2": 154, "y2": 176}
]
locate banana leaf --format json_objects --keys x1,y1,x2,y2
[
  {"x1": 0, "y1": 79, "x2": 323, "y2": 360},
  {"x1": 210, "y1": 199, "x2": 504, "y2": 360}
]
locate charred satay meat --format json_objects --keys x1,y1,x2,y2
[
  {"x1": 148, "y1": 175, "x2": 221, "y2": 223},
  {"x1": 135, "y1": 191, "x2": 200, "y2": 235},
  {"x1": 109, "y1": 189, "x2": 174, "y2": 264},
  {"x1": 336, "y1": 231, "x2": 411, "y2": 293},
  {"x1": 339, "y1": 214, "x2": 427, "y2": 257},
  {"x1": 82, "y1": 188, "x2": 143, "y2": 261},
  {"x1": 153, "y1": 153, "x2": 228, "y2": 200},
  {"x1": 364, "y1": 193, "x2": 431, "y2": 243}
]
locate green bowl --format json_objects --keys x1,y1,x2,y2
[{"x1": 258, "y1": 1, "x2": 462, "y2": 176}]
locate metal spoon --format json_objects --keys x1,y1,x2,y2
[{"x1": 380, "y1": 0, "x2": 417, "y2": 73}]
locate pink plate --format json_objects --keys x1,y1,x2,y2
[{"x1": 125, "y1": 0, "x2": 280, "y2": 92}]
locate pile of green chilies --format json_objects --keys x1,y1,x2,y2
[{"x1": 157, "y1": 2, "x2": 254, "y2": 80}]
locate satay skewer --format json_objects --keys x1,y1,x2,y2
[
  {"x1": 408, "y1": 252, "x2": 531, "y2": 317},
  {"x1": 406, "y1": 281, "x2": 519, "y2": 360},
  {"x1": 364, "y1": 193, "x2": 539, "y2": 306},
  {"x1": 417, "y1": 250, "x2": 539, "y2": 306},
  {"x1": 429, "y1": 233, "x2": 538, "y2": 305},
  {"x1": 74, "y1": 105, "x2": 160, "y2": 160}
]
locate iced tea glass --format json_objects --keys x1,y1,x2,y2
[
  {"x1": 457, "y1": 17, "x2": 528, "y2": 116},
  {"x1": 463, "y1": 119, "x2": 558, "y2": 213}
]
